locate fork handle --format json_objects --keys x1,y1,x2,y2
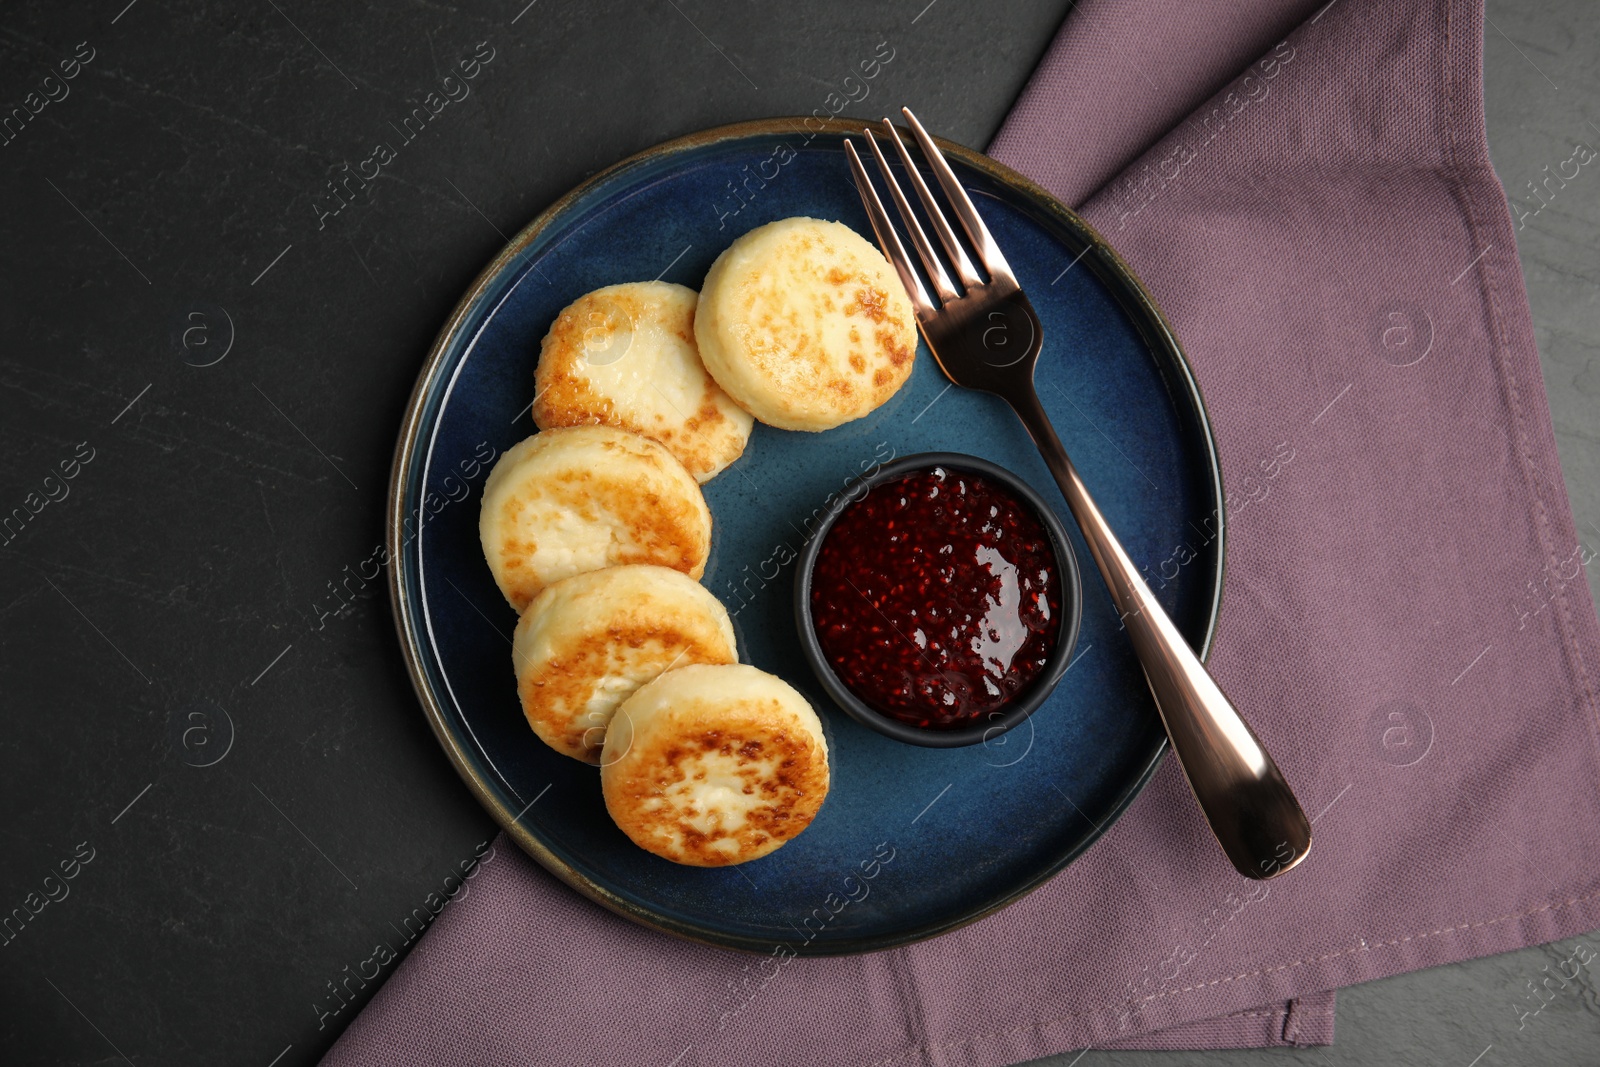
[{"x1": 1005, "y1": 384, "x2": 1312, "y2": 880}]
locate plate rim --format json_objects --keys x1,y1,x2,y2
[{"x1": 385, "y1": 114, "x2": 1228, "y2": 956}]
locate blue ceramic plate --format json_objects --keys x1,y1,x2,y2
[{"x1": 388, "y1": 117, "x2": 1224, "y2": 955}]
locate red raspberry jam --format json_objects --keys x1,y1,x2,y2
[{"x1": 810, "y1": 465, "x2": 1062, "y2": 729}]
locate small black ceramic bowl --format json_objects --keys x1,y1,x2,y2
[{"x1": 794, "y1": 452, "x2": 1083, "y2": 748}]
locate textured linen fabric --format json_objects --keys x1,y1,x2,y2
[{"x1": 322, "y1": 0, "x2": 1600, "y2": 1062}]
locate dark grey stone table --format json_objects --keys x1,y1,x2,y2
[{"x1": 0, "y1": 2, "x2": 1593, "y2": 1065}]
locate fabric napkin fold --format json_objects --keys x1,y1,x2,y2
[{"x1": 323, "y1": 0, "x2": 1600, "y2": 1062}]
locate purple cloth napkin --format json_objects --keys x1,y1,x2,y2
[{"x1": 322, "y1": 0, "x2": 1600, "y2": 1062}]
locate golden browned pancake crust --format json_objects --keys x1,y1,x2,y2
[
  {"x1": 513, "y1": 565, "x2": 737, "y2": 763},
  {"x1": 479, "y1": 426, "x2": 711, "y2": 612},
  {"x1": 533, "y1": 282, "x2": 752, "y2": 482},
  {"x1": 601, "y1": 664, "x2": 829, "y2": 866},
  {"x1": 695, "y1": 217, "x2": 917, "y2": 431}
]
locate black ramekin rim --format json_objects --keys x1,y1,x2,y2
[{"x1": 793, "y1": 451, "x2": 1084, "y2": 748}]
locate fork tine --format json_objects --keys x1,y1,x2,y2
[
  {"x1": 879, "y1": 119, "x2": 983, "y2": 291},
  {"x1": 900, "y1": 107, "x2": 1018, "y2": 290},
  {"x1": 862, "y1": 129, "x2": 960, "y2": 305},
  {"x1": 844, "y1": 139, "x2": 936, "y2": 319}
]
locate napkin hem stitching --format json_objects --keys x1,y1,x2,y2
[
  {"x1": 862, "y1": 887, "x2": 1600, "y2": 1066},
  {"x1": 1442, "y1": 0, "x2": 1600, "y2": 757}
]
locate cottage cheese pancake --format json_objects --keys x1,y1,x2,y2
[
  {"x1": 533, "y1": 282, "x2": 753, "y2": 483},
  {"x1": 695, "y1": 217, "x2": 917, "y2": 431},
  {"x1": 601, "y1": 663, "x2": 830, "y2": 866},
  {"x1": 479, "y1": 426, "x2": 711, "y2": 612},
  {"x1": 512, "y1": 565, "x2": 738, "y2": 763}
]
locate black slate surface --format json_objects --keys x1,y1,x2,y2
[{"x1": 2, "y1": 2, "x2": 1597, "y2": 1066}]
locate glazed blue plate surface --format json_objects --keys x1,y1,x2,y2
[{"x1": 388, "y1": 118, "x2": 1224, "y2": 955}]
